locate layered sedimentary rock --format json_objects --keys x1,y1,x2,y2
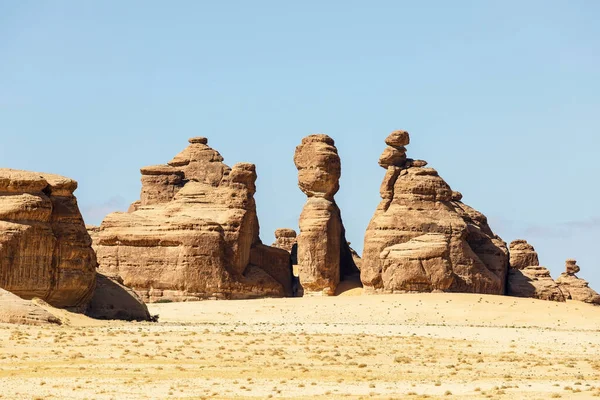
[
  {"x1": 0, "y1": 169, "x2": 96, "y2": 308},
  {"x1": 0, "y1": 288, "x2": 61, "y2": 325},
  {"x1": 94, "y1": 138, "x2": 291, "y2": 302},
  {"x1": 294, "y1": 135, "x2": 360, "y2": 296},
  {"x1": 361, "y1": 131, "x2": 509, "y2": 294},
  {"x1": 556, "y1": 260, "x2": 600, "y2": 305},
  {"x1": 506, "y1": 240, "x2": 565, "y2": 302},
  {"x1": 271, "y1": 229, "x2": 297, "y2": 253}
]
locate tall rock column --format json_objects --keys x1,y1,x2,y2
[{"x1": 294, "y1": 135, "x2": 359, "y2": 296}]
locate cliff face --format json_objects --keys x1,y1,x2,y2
[
  {"x1": 361, "y1": 131, "x2": 509, "y2": 295},
  {"x1": 94, "y1": 137, "x2": 292, "y2": 302},
  {"x1": 0, "y1": 169, "x2": 96, "y2": 309}
]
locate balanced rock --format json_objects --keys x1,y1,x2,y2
[
  {"x1": 361, "y1": 131, "x2": 509, "y2": 294},
  {"x1": 506, "y1": 240, "x2": 564, "y2": 302},
  {"x1": 0, "y1": 169, "x2": 96, "y2": 308},
  {"x1": 294, "y1": 135, "x2": 360, "y2": 295},
  {"x1": 556, "y1": 260, "x2": 600, "y2": 305},
  {"x1": 93, "y1": 138, "x2": 291, "y2": 302}
]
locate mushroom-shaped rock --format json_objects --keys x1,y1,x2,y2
[
  {"x1": 272, "y1": 228, "x2": 297, "y2": 253},
  {"x1": 295, "y1": 134, "x2": 360, "y2": 295}
]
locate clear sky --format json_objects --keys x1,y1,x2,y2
[{"x1": 1, "y1": 1, "x2": 599, "y2": 289}]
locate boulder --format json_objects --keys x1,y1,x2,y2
[
  {"x1": 294, "y1": 135, "x2": 360, "y2": 295},
  {"x1": 0, "y1": 169, "x2": 96, "y2": 309},
  {"x1": 361, "y1": 131, "x2": 509, "y2": 294},
  {"x1": 93, "y1": 138, "x2": 291, "y2": 302},
  {"x1": 86, "y1": 273, "x2": 153, "y2": 321},
  {"x1": 556, "y1": 260, "x2": 600, "y2": 305}
]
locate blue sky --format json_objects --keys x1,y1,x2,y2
[{"x1": 1, "y1": 1, "x2": 599, "y2": 289}]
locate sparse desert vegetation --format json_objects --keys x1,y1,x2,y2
[{"x1": 1, "y1": 293, "x2": 600, "y2": 399}]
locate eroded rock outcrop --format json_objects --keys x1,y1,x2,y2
[
  {"x1": 294, "y1": 135, "x2": 360, "y2": 295},
  {"x1": 94, "y1": 137, "x2": 291, "y2": 302},
  {"x1": 506, "y1": 240, "x2": 565, "y2": 302},
  {"x1": 271, "y1": 228, "x2": 297, "y2": 253},
  {"x1": 556, "y1": 260, "x2": 600, "y2": 305},
  {"x1": 0, "y1": 169, "x2": 96, "y2": 309},
  {"x1": 361, "y1": 131, "x2": 509, "y2": 294},
  {"x1": 0, "y1": 288, "x2": 61, "y2": 325}
]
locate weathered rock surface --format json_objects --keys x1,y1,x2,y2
[
  {"x1": 294, "y1": 135, "x2": 360, "y2": 296},
  {"x1": 361, "y1": 131, "x2": 509, "y2": 294},
  {"x1": 86, "y1": 273, "x2": 152, "y2": 321},
  {"x1": 0, "y1": 169, "x2": 96, "y2": 309},
  {"x1": 508, "y1": 239, "x2": 540, "y2": 270},
  {"x1": 556, "y1": 260, "x2": 600, "y2": 305},
  {"x1": 506, "y1": 240, "x2": 564, "y2": 302},
  {"x1": 0, "y1": 288, "x2": 61, "y2": 325},
  {"x1": 93, "y1": 138, "x2": 291, "y2": 302},
  {"x1": 271, "y1": 229, "x2": 297, "y2": 253}
]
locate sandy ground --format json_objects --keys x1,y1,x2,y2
[{"x1": 1, "y1": 293, "x2": 600, "y2": 399}]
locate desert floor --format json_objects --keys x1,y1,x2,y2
[{"x1": 1, "y1": 293, "x2": 600, "y2": 399}]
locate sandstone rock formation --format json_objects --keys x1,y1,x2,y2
[
  {"x1": 0, "y1": 169, "x2": 96, "y2": 309},
  {"x1": 294, "y1": 135, "x2": 360, "y2": 295},
  {"x1": 361, "y1": 131, "x2": 509, "y2": 294},
  {"x1": 556, "y1": 260, "x2": 600, "y2": 305},
  {"x1": 93, "y1": 137, "x2": 292, "y2": 302},
  {"x1": 86, "y1": 273, "x2": 152, "y2": 321},
  {"x1": 506, "y1": 240, "x2": 565, "y2": 302},
  {"x1": 271, "y1": 228, "x2": 297, "y2": 253},
  {"x1": 0, "y1": 288, "x2": 61, "y2": 325}
]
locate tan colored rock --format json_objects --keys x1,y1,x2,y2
[
  {"x1": 86, "y1": 273, "x2": 152, "y2": 321},
  {"x1": 509, "y1": 239, "x2": 540, "y2": 269},
  {"x1": 556, "y1": 260, "x2": 600, "y2": 305},
  {"x1": 378, "y1": 146, "x2": 407, "y2": 168},
  {"x1": 94, "y1": 138, "x2": 290, "y2": 302},
  {"x1": 0, "y1": 169, "x2": 96, "y2": 309},
  {"x1": 0, "y1": 289, "x2": 61, "y2": 325},
  {"x1": 385, "y1": 130, "x2": 410, "y2": 147},
  {"x1": 271, "y1": 228, "x2": 297, "y2": 253},
  {"x1": 294, "y1": 135, "x2": 360, "y2": 295},
  {"x1": 507, "y1": 267, "x2": 565, "y2": 302},
  {"x1": 361, "y1": 131, "x2": 509, "y2": 295},
  {"x1": 506, "y1": 240, "x2": 564, "y2": 301}
]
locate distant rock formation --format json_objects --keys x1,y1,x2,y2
[
  {"x1": 0, "y1": 169, "x2": 96, "y2": 309},
  {"x1": 361, "y1": 131, "x2": 509, "y2": 294},
  {"x1": 93, "y1": 137, "x2": 291, "y2": 302},
  {"x1": 294, "y1": 135, "x2": 360, "y2": 295},
  {"x1": 0, "y1": 288, "x2": 61, "y2": 325},
  {"x1": 556, "y1": 260, "x2": 600, "y2": 305},
  {"x1": 506, "y1": 240, "x2": 565, "y2": 302},
  {"x1": 272, "y1": 228, "x2": 297, "y2": 253}
]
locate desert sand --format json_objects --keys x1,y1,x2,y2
[{"x1": 1, "y1": 293, "x2": 600, "y2": 399}]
